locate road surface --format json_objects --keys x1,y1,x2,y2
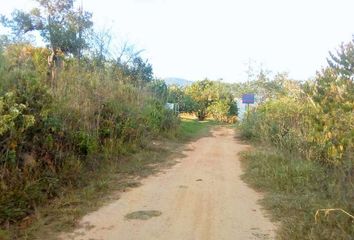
[{"x1": 61, "y1": 127, "x2": 275, "y2": 240}]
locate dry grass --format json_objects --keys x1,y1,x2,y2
[
  {"x1": 2, "y1": 117, "x2": 216, "y2": 239},
  {"x1": 241, "y1": 148, "x2": 354, "y2": 240}
]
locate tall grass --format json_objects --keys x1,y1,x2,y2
[
  {"x1": 0, "y1": 43, "x2": 179, "y2": 233},
  {"x1": 239, "y1": 59, "x2": 353, "y2": 238},
  {"x1": 241, "y1": 149, "x2": 354, "y2": 239}
]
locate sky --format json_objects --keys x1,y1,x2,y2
[{"x1": 1, "y1": 0, "x2": 354, "y2": 82}]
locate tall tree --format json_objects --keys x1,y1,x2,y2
[
  {"x1": 326, "y1": 37, "x2": 354, "y2": 104},
  {"x1": 1, "y1": 0, "x2": 93, "y2": 87},
  {"x1": 130, "y1": 56, "x2": 153, "y2": 86},
  {"x1": 185, "y1": 79, "x2": 216, "y2": 120},
  {"x1": 328, "y1": 38, "x2": 354, "y2": 80}
]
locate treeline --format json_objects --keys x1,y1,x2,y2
[
  {"x1": 167, "y1": 79, "x2": 238, "y2": 122},
  {"x1": 166, "y1": 70, "x2": 294, "y2": 123},
  {"x1": 0, "y1": 0, "x2": 179, "y2": 229},
  {"x1": 240, "y1": 38, "x2": 354, "y2": 238},
  {"x1": 241, "y1": 41, "x2": 353, "y2": 166}
]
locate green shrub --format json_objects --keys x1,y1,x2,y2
[
  {"x1": 207, "y1": 100, "x2": 230, "y2": 122},
  {"x1": 240, "y1": 92, "x2": 353, "y2": 166},
  {"x1": 239, "y1": 44, "x2": 354, "y2": 239},
  {"x1": 0, "y1": 45, "x2": 180, "y2": 227}
]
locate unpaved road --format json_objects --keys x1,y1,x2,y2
[{"x1": 61, "y1": 127, "x2": 275, "y2": 240}]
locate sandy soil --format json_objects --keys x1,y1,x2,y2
[{"x1": 60, "y1": 127, "x2": 275, "y2": 240}]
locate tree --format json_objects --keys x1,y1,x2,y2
[
  {"x1": 207, "y1": 100, "x2": 231, "y2": 122},
  {"x1": 90, "y1": 27, "x2": 112, "y2": 68},
  {"x1": 184, "y1": 79, "x2": 237, "y2": 121},
  {"x1": 167, "y1": 85, "x2": 198, "y2": 113},
  {"x1": 207, "y1": 82, "x2": 238, "y2": 121},
  {"x1": 167, "y1": 85, "x2": 184, "y2": 104},
  {"x1": 185, "y1": 79, "x2": 216, "y2": 120},
  {"x1": 0, "y1": 35, "x2": 11, "y2": 51},
  {"x1": 111, "y1": 55, "x2": 153, "y2": 87},
  {"x1": 1, "y1": 0, "x2": 93, "y2": 87},
  {"x1": 149, "y1": 79, "x2": 168, "y2": 102},
  {"x1": 324, "y1": 38, "x2": 354, "y2": 108},
  {"x1": 130, "y1": 56, "x2": 153, "y2": 86},
  {"x1": 328, "y1": 38, "x2": 354, "y2": 80}
]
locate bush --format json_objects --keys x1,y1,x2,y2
[
  {"x1": 179, "y1": 79, "x2": 238, "y2": 122},
  {"x1": 0, "y1": 45, "x2": 180, "y2": 226},
  {"x1": 239, "y1": 39, "x2": 354, "y2": 239},
  {"x1": 240, "y1": 92, "x2": 353, "y2": 166}
]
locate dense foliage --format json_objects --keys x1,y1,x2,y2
[
  {"x1": 0, "y1": 0, "x2": 179, "y2": 229},
  {"x1": 240, "y1": 38, "x2": 354, "y2": 238},
  {"x1": 167, "y1": 79, "x2": 238, "y2": 122},
  {"x1": 240, "y1": 60, "x2": 353, "y2": 166}
]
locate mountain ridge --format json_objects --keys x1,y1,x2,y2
[{"x1": 164, "y1": 77, "x2": 193, "y2": 87}]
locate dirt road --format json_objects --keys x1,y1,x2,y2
[{"x1": 61, "y1": 127, "x2": 275, "y2": 240}]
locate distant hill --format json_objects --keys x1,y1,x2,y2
[{"x1": 164, "y1": 77, "x2": 193, "y2": 87}]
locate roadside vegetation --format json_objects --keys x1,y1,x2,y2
[
  {"x1": 240, "y1": 38, "x2": 354, "y2": 239},
  {"x1": 0, "y1": 116, "x2": 215, "y2": 240},
  {"x1": 0, "y1": 0, "x2": 183, "y2": 238},
  {"x1": 167, "y1": 80, "x2": 238, "y2": 122},
  {"x1": 0, "y1": 2, "x2": 226, "y2": 237},
  {"x1": 3, "y1": 1, "x2": 353, "y2": 239}
]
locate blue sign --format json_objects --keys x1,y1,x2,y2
[{"x1": 242, "y1": 94, "x2": 255, "y2": 104}]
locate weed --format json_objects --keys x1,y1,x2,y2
[
  {"x1": 177, "y1": 118, "x2": 218, "y2": 141},
  {"x1": 241, "y1": 149, "x2": 354, "y2": 239}
]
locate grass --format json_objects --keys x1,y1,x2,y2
[
  {"x1": 178, "y1": 117, "x2": 219, "y2": 141},
  {"x1": 241, "y1": 148, "x2": 354, "y2": 240},
  {"x1": 2, "y1": 117, "x2": 217, "y2": 240}
]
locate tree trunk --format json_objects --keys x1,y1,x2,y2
[
  {"x1": 197, "y1": 110, "x2": 206, "y2": 121},
  {"x1": 47, "y1": 49, "x2": 63, "y2": 90},
  {"x1": 47, "y1": 50, "x2": 56, "y2": 89}
]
